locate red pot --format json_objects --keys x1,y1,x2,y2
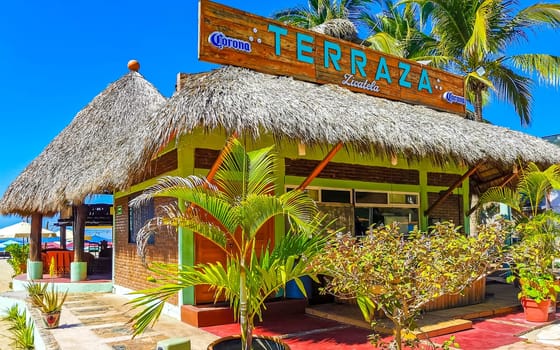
[
  {"x1": 521, "y1": 298, "x2": 556, "y2": 322},
  {"x1": 42, "y1": 311, "x2": 61, "y2": 328}
]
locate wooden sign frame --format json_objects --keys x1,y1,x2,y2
[{"x1": 198, "y1": 0, "x2": 466, "y2": 115}]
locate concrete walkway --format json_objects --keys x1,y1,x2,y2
[
  {"x1": 1, "y1": 279, "x2": 559, "y2": 349},
  {"x1": 0, "y1": 291, "x2": 218, "y2": 350}
]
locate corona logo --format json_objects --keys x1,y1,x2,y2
[{"x1": 208, "y1": 31, "x2": 251, "y2": 52}]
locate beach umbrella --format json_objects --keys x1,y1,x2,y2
[
  {"x1": 87, "y1": 235, "x2": 110, "y2": 243},
  {"x1": 0, "y1": 239, "x2": 22, "y2": 252},
  {"x1": 0, "y1": 222, "x2": 56, "y2": 238},
  {"x1": 42, "y1": 241, "x2": 60, "y2": 249},
  {"x1": 0, "y1": 239, "x2": 23, "y2": 246}
]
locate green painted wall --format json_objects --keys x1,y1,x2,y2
[{"x1": 114, "y1": 128, "x2": 471, "y2": 305}]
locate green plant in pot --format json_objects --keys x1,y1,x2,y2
[
  {"x1": 33, "y1": 285, "x2": 68, "y2": 329},
  {"x1": 127, "y1": 138, "x2": 333, "y2": 350},
  {"x1": 506, "y1": 220, "x2": 560, "y2": 321},
  {"x1": 479, "y1": 162, "x2": 560, "y2": 321},
  {"x1": 25, "y1": 280, "x2": 48, "y2": 307}
]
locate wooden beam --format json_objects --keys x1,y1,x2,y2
[
  {"x1": 298, "y1": 142, "x2": 343, "y2": 190},
  {"x1": 207, "y1": 133, "x2": 238, "y2": 183},
  {"x1": 466, "y1": 171, "x2": 518, "y2": 216},
  {"x1": 59, "y1": 225, "x2": 67, "y2": 250},
  {"x1": 424, "y1": 162, "x2": 483, "y2": 217},
  {"x1": 29, "y1": 213, "x2": 43, "y2": 262},
  {"x1": 73, "y1": 204, "x2": 88, "y2": 262}
]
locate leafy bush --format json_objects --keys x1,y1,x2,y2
[
  {"x1": 6, "y1": 244, "x2": 29, "y2": 277},
  {"x1": 315, "y1": 221, "x2": 506, "y2": 350}
]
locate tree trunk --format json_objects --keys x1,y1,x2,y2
[
  {"x1": 473, "y1": 87, "x2": 483, "y2": 122},
  {"x1": 239, "y1": 262, "x2": 251, "y2": 350},
  {"x1": 394, "y1": 323, "x2": 403, "y2": 350}
]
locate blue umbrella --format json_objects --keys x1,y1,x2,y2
[
  {"x1": 88, "y1": 235, "x2": 111, "y2": 243},
  {"x1": 0, "y1": 239, "x2": 23, "y2": 246}
]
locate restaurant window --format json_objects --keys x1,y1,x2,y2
[
  {"x1": 354, "y1": 190, "x2": 419, "y2": 236},
  {"x1": 128, "y1": 197, "x2": 155, "y2": 244},
  {"x1": 285, "y1": 186, "x2": 351, "y2": 203}
]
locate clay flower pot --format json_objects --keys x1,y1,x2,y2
[
  {"x1": 42, "y1": 311, "x2": 61, "y2": 329},
  {"x1": 521, "y1": 298, "x2": 556, "y2": 322}
]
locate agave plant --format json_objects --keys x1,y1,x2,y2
[
  {"x1": 33, "y1": 285, "x2": 68, "y2": 314},
  {"x1": 2, "y1": 304, "x2": 34, "y2": 350},
  {"x1": 24, "y1": 281, "x2": 48, "y2": 307},
  {"x1": 127, "y1": 138, "x2": 334, "y2": 350}
]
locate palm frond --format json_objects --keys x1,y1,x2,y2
[
  {"x1": 510, "y1": 54, "x2": 560, "y2": 87},
  {"x1": 246, "y1": 146, "x2": 277, "y2": 196},
  {"x1": 488, "y1": 62, "x2": 532, "y2": 126},
  {"x1": 365, "y1": 32, "x2": 405, "y2": 56},
  {"x1": 130, "y1": 175, "x2": 213, "y2": 207},
  {"x1": 464, "y1": 0, "x2": 500, "y2": 59},
  {"x1": 478, "y1": 187, "x2": 522, "y2": 214},
  {"x1": 514, "y1": 3, "x2": 560, "y2": 29}
]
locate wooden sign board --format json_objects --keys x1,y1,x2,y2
[{"x1": 198, "y1": 0, "x2": 466, "y2": 115}]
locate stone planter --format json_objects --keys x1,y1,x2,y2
[{"x1": 207, "y1": 335, "x2": 290, "y2": 350}]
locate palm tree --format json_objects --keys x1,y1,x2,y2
[
  {"x1": 272, "y1": 0, "x2": 373, "y2": 28},
  {"x1": 478, "y1": 162, "x2": 560, "y2": 219},
  {"x1": 360, "y1": 0, "x2": 439, "y2": 59},
  {"x1": 127, "y1": 138, "x2": 332, "y2": 350},
  {"x1": 403, "y1": 0, "x2": 560, "y2": 124}
]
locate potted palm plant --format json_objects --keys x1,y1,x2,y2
[
  {"x1": 127, "y1": 138, "x2": 333, "y2": 350},
  {"x1": 32, "y1": 285, "x2": 68, "y2": 328},
  {"x1": 506, "y1": 220, "x2": 560, "y2": 322},
  {"x1": 479, "y1": 162, "x2": 560, "y2": 322}
]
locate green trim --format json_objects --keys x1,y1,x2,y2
[
  {"x1": 274, "y1": 157, "x2": 286, "y2": 243},
  {"x1": 178, "y1": 139, "x2": 196, "y2": 306}
]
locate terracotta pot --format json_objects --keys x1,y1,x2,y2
[
  {"x1": 207, "y1": 335, "x2": 290, "y2": 350},
  {"x1": 42, "y1": 311, "x2": 61, "y2": 329},
  {"x1": 521, "y1": 298, "x2": 556, "y2": 322}
]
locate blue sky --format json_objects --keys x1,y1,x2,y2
[{"x1": 0, "y1": 0, "x2": 559, "y2": 229}]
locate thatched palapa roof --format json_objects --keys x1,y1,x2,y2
[
  {"x1": 147, "y1": 66, "x2": 560, "y2": 172},
  {"x1": 0, "y1": 71, "x2": 166, "y2": 216},
  {"x1": 3, "y1": 64, "x2": 560, "y2": 217}
]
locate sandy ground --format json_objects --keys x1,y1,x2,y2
[
  {"x1": 0, "y1": 258, "x2": 14, "y2": 293},
  {"x1": 0, "y1": 258, "x2": 16, "y2": 350}
]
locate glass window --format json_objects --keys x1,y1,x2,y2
[
  {"x1": 321, "y1": 189, "x2": 352, "y2": 203},
  {"x1": 354, "y1": 190, "x2": 420, "y2": 236},
  {"x1": 389, "y1": 193, "x2": 418, "y2": 205},
  {"x1": 355, "y1": 191, "x2": 388, "y2": 204},
  {"x1": 355, "y1": 207, "x2": 419, "y2": 236},
  {"x1": 128, "y1": 197, "x2": 155, "y2": 244},
  {"x1": 285, "y1": 187, "x2": 320, "y2": 201}
]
